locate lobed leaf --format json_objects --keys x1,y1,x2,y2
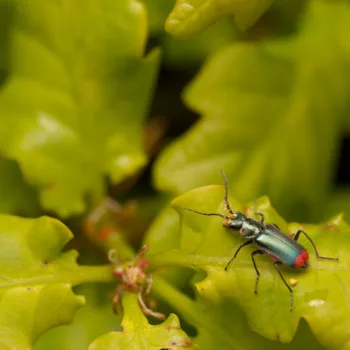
[
  {"x1": 171, "y1": 185, "x2": 350, "y2": 349},
  {"x1": 155, "y1": 1, "x2": 350, "y2": 221},
  {"x1": 141, "y1": 0, "x2": 238, "y2": 68},
  {"x1": 192, "y1": 299, "x2": 324, "y2": 350},
  {"x1": 89, "y1": 293, "x2": 197, "y2": 350},
  {"x1": 144, "y1": 206, "x2": 195, "y2": 289},
  {"x1": 0, "y1": 0, "x2": 160, "y2": 216},
  {"x1": 162, "y1": 17, "x2": 238, "y2": 68},
  {"x1": 0, "y1": 214, "x2": 112, "y2": 348},
  {"x1": 35, "y1": 285, "x2": 121, "y2": 350},
  {"x1": 150, "y1": 275, "x2": 323, "y2": 350},
  {"x1": 165, "y1": 0, "x2": 274, "y2": 36}
]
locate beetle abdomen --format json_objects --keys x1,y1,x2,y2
[{"x1": 256, "y1": 224, "x2": 309, "y2": 268}]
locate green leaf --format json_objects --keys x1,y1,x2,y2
[
  {"x1": 162, "y1": 17, "x2": 238, "y2": 68},
  {"x1": 171, "y1": 185, "x2": 349, "y2": 349},
  {"x1": 151, "y1": 276, "x2": 323, "y2": 350},
  {"x1": 155, "y1": 1, "x2": 350, "y2": 221},
  {"x1": 165, "y1": 0, "x2": 274, "y2": 36},
  {"x1": 0, "y1": 0, "x2": 160, "y2": 217},
  {"x1": 191, "y1": 300, "x2": 324, "y2": 350},
  {"x1": 0, "y1": 158, "x2": 39, "y2": 216},
  {"x1": 35, "y1": 285, "x2": 121, "y2": 350},
  {"x1": 144, "y1": 206, "x2": 195, "y2": 289},
  {"x1": 0, "y1": 214, "x2": 112, "y2": 348},
  {"x1": 144, "y1": 206, "x2": 180, "y2": 255},
  {"x1": 89, "y1": 293, "x2": 197, "y2": 350},
  {"x1": 141, "y1": 0, "x2": 238, "y2": 68}
]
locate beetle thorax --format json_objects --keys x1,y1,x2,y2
[{"x1": 240, "y1": 219, "x2": 262, "y2": 239}]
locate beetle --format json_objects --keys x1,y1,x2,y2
[{"x1": 184, "y1": 170, "x2": 338, "y2": 311}]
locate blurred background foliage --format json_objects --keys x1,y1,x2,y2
[{"x1": 0, "y1": 0, "x2": 349, "y2": 348}]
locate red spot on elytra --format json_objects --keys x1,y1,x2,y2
[
  {"x1": 301, "y1": 249, "x2": 309, "y2": 261},
  {"x1": 294, "y1": 249, "x2": 309, "y2": 268}
]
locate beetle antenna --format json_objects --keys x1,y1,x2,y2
[
  {"x1": 183, "y1": 208, "x2": 229, "y2": 220},
  {"x1": 220, "y1": 170, "x2": 234, "y2": 215}
]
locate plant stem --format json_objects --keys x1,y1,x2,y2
[
  {"x1": 105, "y1": 233, "x2": 135, "y2": 260},
  {"x1": 73, "y1": 264, "x2": 115, "y2": 285},
  {"x1": 122, "y1": 293, "x2": 147, "y2": 329},
  {"x1": 151, "y1": 275, "x2": 236, "y2": 348}
]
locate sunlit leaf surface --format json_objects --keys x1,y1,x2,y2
[
  {"x1": 0, "y1": 0, "x2": 160, "y2": 216},
  {"x1": 171, "y1": 186, "x2": 349, "y2": 349},
  {"x1": 89, "y1": 293, "x2": 197, "y2": 350}
]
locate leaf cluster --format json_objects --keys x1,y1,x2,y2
[{"x1": 0, "y1": 0, "x2": 349, "y2": 349}]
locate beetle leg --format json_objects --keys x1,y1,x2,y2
[
  {"x1": 225, "y1": 240, "x2": 253, "y2": 271},
  {"x1": 273, "y1": 261, "x2": 293, "y2": 311},
  {"x1": 251, "y1": 250, "x2": 264, "y2": 294},
  {"x1": 253, "y1": 201, "x2": 264, "y2": 224},
  {"x1": 293, "y1": 230, "x2": 338, "y2": 261}
]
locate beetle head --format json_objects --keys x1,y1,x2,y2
[{"x1": 225, "y1": 212, "x2": 246, "y2": 229}]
